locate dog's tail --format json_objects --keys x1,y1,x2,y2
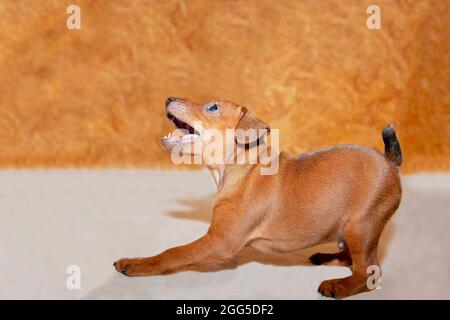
[{"x1": 382, "y1": 124, "x2": 402, "y2": 166}]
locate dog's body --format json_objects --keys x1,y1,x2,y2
[
  {"x1": 232, "y1": 145, "x2": 400, "y2": 254},
  {"x1": 114, "y1": 98, "x2": 402, "y2": 299}
]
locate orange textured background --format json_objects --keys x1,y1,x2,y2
[{"x1": 0, "y1": 0, "x2": 448, "y2": 172}]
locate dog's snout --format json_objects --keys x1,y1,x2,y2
[{"x1": 166, "y1": 97, "x2": 177, "y2": 107}]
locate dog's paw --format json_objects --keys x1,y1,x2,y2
[
  {"x1": 309, "y1": 253, "x2": 328, "y2": 265},
  {"x1": 113, "y1": 258, "x2": 133, "y2": 276},
  {"x1": 318, "y1": 279, "x2": 348, "y2": 299},
  {"x1": 113, "y1": 257, "x2": 158, "y2": 276}
]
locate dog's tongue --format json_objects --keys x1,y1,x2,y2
[
  {"x1": 160, "y1": 132, "x2": 200, "y2": 152},
  {"x1": 180, "y1": 134, "x2": 200, "y2": 143},
  {"x1": 160, "y1": 136, "x2": 176, "y2": 152}
]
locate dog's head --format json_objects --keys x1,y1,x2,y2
[{"x1": 161, "y1": 97, "x2": 270, "y2": 161}]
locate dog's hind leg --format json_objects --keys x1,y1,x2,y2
[
  {"x1": 317, "y1": 219, "x2": 382, "y2": 299},
  {"x1": 317, "y1": 198, "x2": 399, "y2": 299},
  {"x1": 309, "y1": 240, "x2": 352, "y2": 266}
]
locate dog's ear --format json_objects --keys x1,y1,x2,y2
[{"x1": 234, "y1": 107, "x2": 270, "y2": 146}]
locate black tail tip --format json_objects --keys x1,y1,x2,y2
[
  {"x1": 382, "y1": 124, "x2": 402, "y2": 166},
  {"x1": 382, "y1": 124, "x2": 396, "y2": 138}
]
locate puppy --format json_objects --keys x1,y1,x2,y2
[{"x1": 114, "y1": 97, "x2": 402, "y2": 299}]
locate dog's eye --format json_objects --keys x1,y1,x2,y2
[{"x1": 206, "y1": 104, "x2": 219, "y2": 113}]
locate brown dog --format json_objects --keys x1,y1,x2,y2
[{"x1": 114, "y1": 97, "x2": 402, "y2": 299}]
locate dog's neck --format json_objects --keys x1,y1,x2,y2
[
  {"x1": 208, "y1": 165, "x2": 225, "y2": 190},
  {"x1": 206, "y1": 143, "x2": 270, "y2": 192}
]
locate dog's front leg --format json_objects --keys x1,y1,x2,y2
[{"x1": 114, "y1": 232, "x2": 242, "y2": 277}]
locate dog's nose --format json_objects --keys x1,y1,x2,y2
[{"x1": 166, "y1": 97, "x2": 177, "y2": 107}]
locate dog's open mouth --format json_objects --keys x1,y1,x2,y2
[
  {"x1": 160, "y1": 112, "x2": 201, "y2": 151},
  {"x1": 167, "y1": 112, "x2": 200, "y2": 136}
]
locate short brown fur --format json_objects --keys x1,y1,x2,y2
[{"x1": 114, "y1": 98, "x2": 402, "y2": 299}]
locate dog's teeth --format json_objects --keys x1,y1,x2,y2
[{"x1": 168, "y1": 132, "x2": 171, "y2": 138}]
